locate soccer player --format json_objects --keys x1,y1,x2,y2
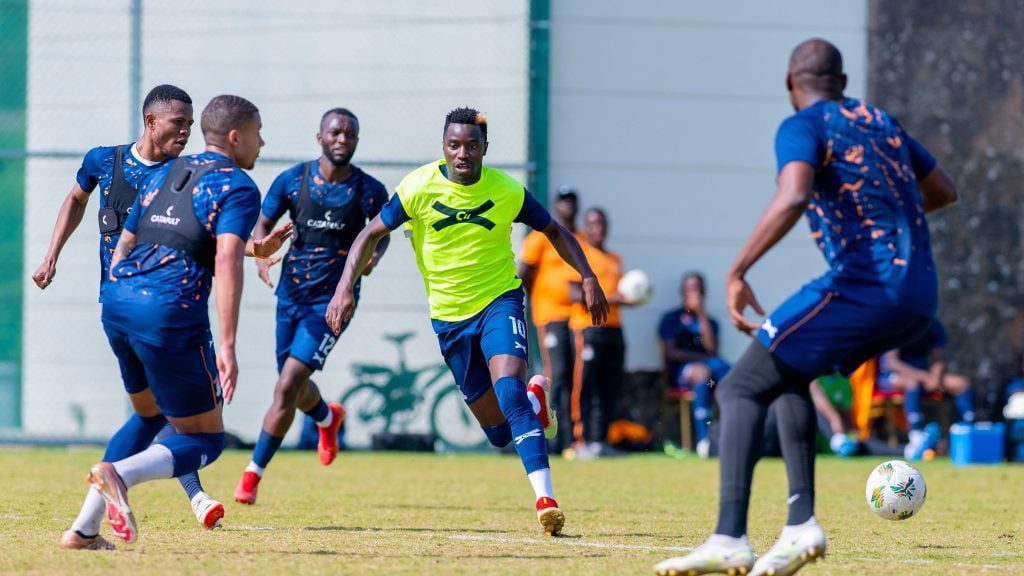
[
  {"x1": 879, "y1": 319, "x2": 972, "y2": 459},
  {"x1": 326, "y1": 107, "x2": 609, "y2": 535},
  {"x1": 518, "y1": 185, "x2": 581, "y2": 450},
  {"x1": 36, "y1": 85, "x2": 227, "y2": 549},
  {"x1": 234, "y1": 108, "x2": 390, "y2": 505},
  {"x1": 66, "y1": 95, "x2": 284, "y2": 547},
  {"x1": 658, "y1": 272, "x2": 730, "y2": 458},
  {"x1": 567, "y1": 208, "x2": 630, "y2": 459},
  {"x1": 656, "y1": 39, "x2": 958, "y2": 576}
]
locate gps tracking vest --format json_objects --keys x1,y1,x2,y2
[
  {"x1": 291, "y1": 160, "x2": 366, "y2": 249},
  {"x1": 97, "y1": 145, "x2": 137, "y2": 235},
  {"x1": 134, "y1": 157, "x2": 231, "y2": 267}
]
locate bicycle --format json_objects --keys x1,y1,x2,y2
[{"x1": 340, "y1": 332, "x2": 488, "y2": 450}]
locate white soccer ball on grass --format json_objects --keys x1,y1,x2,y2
[{"x1": 865, "y1": 459, "x2": 927, "y2": 520}]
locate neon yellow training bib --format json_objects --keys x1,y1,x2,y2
[{"x1": 396, "y1": 160, "x2": 525, "y2": 321}]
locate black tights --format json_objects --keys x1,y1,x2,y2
[{"x1": 714, "y1": 341, "x2": 815, "y2": 537}]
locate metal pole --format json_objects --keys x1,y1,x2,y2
[
  {"x1": 129, "y1": 0, "x2": 142, "y2": 140},
  {"x1": 528, "y1": 0, "x2": 550, "y2": 206}
]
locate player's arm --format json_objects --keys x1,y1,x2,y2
[
  {"x1": 543, "y1": 221, "x2": 609, "y2": 326},
  {"x1": 662, "y1": 337, "x2": 710, "y2": 364},
  {"x1": 108, "y1": 229, "x2": 138, "y2": 281},
  {"x1": 727, "y1": 161, "x2": 813, "y2": 333},
  {"x1": 325, "y1": 215, "x2": 390, "y2": 334},
  {"x1": 696, "y1": 315, "x2": 718, "y2": 357},
  {"x1": 518, "y1": 261, "x2": 537, "y2": 294},
  {"x1": 362, "y1": 231, "x2": 390, "y2": 276},
  {"x1": 903, "y1": 129, "x2": 957, "y2": 213},
  {"x1": 809, "y1": 379, "x2": 846, "y2": 435},
  {"x1": 215, "y1": 233, "x2": 246, "y2": 403},
  {"x1": 32, "y1": 184, "x2": 92, "y2": 289},
  {"x1": 882, "y1": 350, "x2": 931, "y2": 387}
]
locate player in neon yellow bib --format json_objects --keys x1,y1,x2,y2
[{"x1": 327, "y1": 107, "x2": 609, "y2": 536}]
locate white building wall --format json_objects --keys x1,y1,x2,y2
[
  {"x1": 23, "y1": 0, "x2": 529, "y2": 444},
  {"x1": 547, "y1": 1, "x2": 868, "y2": 370}
]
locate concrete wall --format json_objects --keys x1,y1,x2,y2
[
  {"x1": 22, "y1": 0, "x2": 529, "y2": 444},
  {"x1": 547, "y1": 1, "x2": 868, "y2": 370}
]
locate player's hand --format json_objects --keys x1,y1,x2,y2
[
  {"x1": 217, "y1": 344, "x2": 238, "y2": 404},
  {"x1": 256, "y1": 255, "x2": 282, "y2": 288},
  {"x1": 727, "y1": 275, "x2": 765, "y2": 335},
  {"x1": 251, "y1": 221, "x2": 293, "y2": 259},
  {"x1": 582, "y1": 276, "x2": 610, "y2": 326},
  {"x1": 325, "y1": 287, "x2": 356, "y2": 335},
  {"x1": 32, "y1": 259, "x2": 57, "y2": 289}
]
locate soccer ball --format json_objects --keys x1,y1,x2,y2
[
  {"x1": 865, "y1": 460, "x2": 927, "y2": 520},
  {"x1": 617, "y1": 269, "x2": 652, "y2": 304}
]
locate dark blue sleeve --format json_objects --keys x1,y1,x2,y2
[
  {"x1": 215, "y1": 174, "x2": 261, "y2": 241},
  {"x1": 775, "y1": 114, "x2": 823, "y2": 173},
  {"x1": 931, "y1": 321, "x2": 948, "y2": 351},
  {"x1": 514, "y1": 190, "x2": 552, "y2": 230},
  {"x1": 379, "y1": 194, "x2": 410, "y2": 230},
  {"x1": 261, "y1": 169, "x2": 292, "y2": 221},
  {"x1": 904, "y1": 132, "x2": 937, "y2": 180},
  {"x1": 122, "y1": 194, "x2": 144, "y2": 234},
  {"x1": 361, "y1": 176, "x2": 389, "y2": 220},
  {"x1": 75, "y1": 146, "x2": 111, "y2": 192},
  {"x1": 658, "y1": 313, "x2": 676, "y2": 342}
]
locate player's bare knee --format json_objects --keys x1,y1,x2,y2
[{"x1": 128, "y1": 389, "x2": 161, "y2": 418}]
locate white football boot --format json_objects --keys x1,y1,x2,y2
[
  {"x1": 655, "y1": 535, "x2": 756, "y2": 575},
  {"x1": 749, "y1": 518, "x2": 826, "y2": 576}
]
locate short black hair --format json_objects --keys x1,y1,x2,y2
[
  {"x1": 142, "y1": 84, "x2": 191, "y2": 112},
  {"x1": 201, "y1": 95, "x2": 259, "y2": 140},
  {"x1": 683, "y1": 271, "x2": 706, "y2": 291},
  {"x1": 444, "y1": 107, "x2": 487, "y2": 141},
  {"x1": 789, "y1": 38, "x2": 845, "y2": 95},
  {"x1": 321, "y1": 107, "x2": 358, "y2": 127}
]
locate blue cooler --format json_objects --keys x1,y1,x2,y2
[{"x1": 950, "y1": 422, "x2": 1005, "y2": 466}]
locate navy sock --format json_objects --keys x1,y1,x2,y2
[
  {"x1": 159, "y1": 432, "x2": 225, "y2": 477},
  {"x1": 155, "y1": 424, "x2": 207, "y2": 500},
  {"x1": 103, "y1": 413, "x2": 167, "y2": 462},
  {"x1": 304, "y1": 398, "x2": 329, "y2": 423},
  {"x1": 494, "y1": 376, "x2": 549, "y2": 473},
  {"x1": 252, "y1": 429, "x2": 285, "y2": 468},
  {"x1": 904, "y1": 387, "x2": 924, "y2": 432},
  {"x1": 954, "y1": 389, "x2": 975, "y2": 423},
  {"x1": 179, "y1": 473, "x2": 203, "y2": 500},
  {"x1": 483, "y1": 422, "x2": 513, "y2": 447},
  {"x1": 693, "y1": 382, "x2": 711, "y2": 442}
]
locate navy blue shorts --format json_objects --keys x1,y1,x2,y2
[
  {"x1": 433, "y1": 289, "x2": 529, "y2": 405},
  {"x1": 103, "y1": 323, "x2": 222, "y2": 418},
  {"x1": 756, "y1": 277, "x2": 933, "y2": 377},
  {"x1": 276, "y1": 297, "x2": 352, "y2": 373}
]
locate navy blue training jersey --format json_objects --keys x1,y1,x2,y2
[
  {"x1": 261, "y1": 161, "x2": 388, "y2": 304},
  {"x1": 657, "y1": 307, "x2": 719, "y2": 374},
  {"x1": 76, "y1": 143, "x2": 165, "y2": 298},
  {"x1": 775, "y1": 98, "x2": 939, "y2": 316},
  {"x1": 101, "y1": 151, "x2": 261, "y2": 347}
]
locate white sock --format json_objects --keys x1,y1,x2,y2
[
  {"x1": 527, "y1": 468, "x2": 554, "y2": 500},
  {"x1": 245, "y1": 461, "x2": 265, "y2": 476},
  {"x1": 707, "y1": 533, "x2": 750, "y2": 549},
  {"x1": 527, "y1": 391, "x2": 541, "y2": 415},
  {"x1": 781, "y1": 515, "x2": 820, "y2": 537},
  {"x1": 112, "y1": 444, "x2": 175, "y2": 488},
  {"x1": 316, "y1": 409, "x2": 333, "y2": 428},
  {"x1": 190, "y1": 491, "x2": 210, "y2": 507},
  {"x1": 70, "y1": 486, "x2": 106, "y2": 536}
]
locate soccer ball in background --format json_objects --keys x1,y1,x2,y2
[
  {"x1": 865, "y1": 460, "x2": 927, "y2": 520},
  {"x1": 617, "y1": 269, "x2": 652, "y2": 305}
]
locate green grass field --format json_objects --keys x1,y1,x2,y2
[{"x1": 0, "y1": 448, "x2": 1021, "y2": 575}]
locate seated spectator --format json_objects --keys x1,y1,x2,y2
[
  {"x1": 657, "y1": 272, "x2": 728, "y2": 458},
  {"x1": 878, "y1": 319, "x2": 974, "y2": 457}
]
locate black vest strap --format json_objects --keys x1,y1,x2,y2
[
  {"x1": 98, "y1": 145, "x2": 138, "y2": 234},
  {"x1": 291, "y1": 161, "x2": 365, "y2": 249},
  {"x1": 134, "y1": 157, "x2": 232, "y2": 268}
]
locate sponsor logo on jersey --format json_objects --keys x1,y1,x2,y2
[
  {"x1": 149, "y1": 204, "x2": 180, "y2": 226},
  {"x1": 431, "y1": 199, "x2": 496, "y2": 231}
]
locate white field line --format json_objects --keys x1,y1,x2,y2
[
  {"x1": 224, "y1": 525, "x2": 1019, "y2": 569},
  {"x1": 0, "y1": 514, "x2": 34, "y2": 520}
]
